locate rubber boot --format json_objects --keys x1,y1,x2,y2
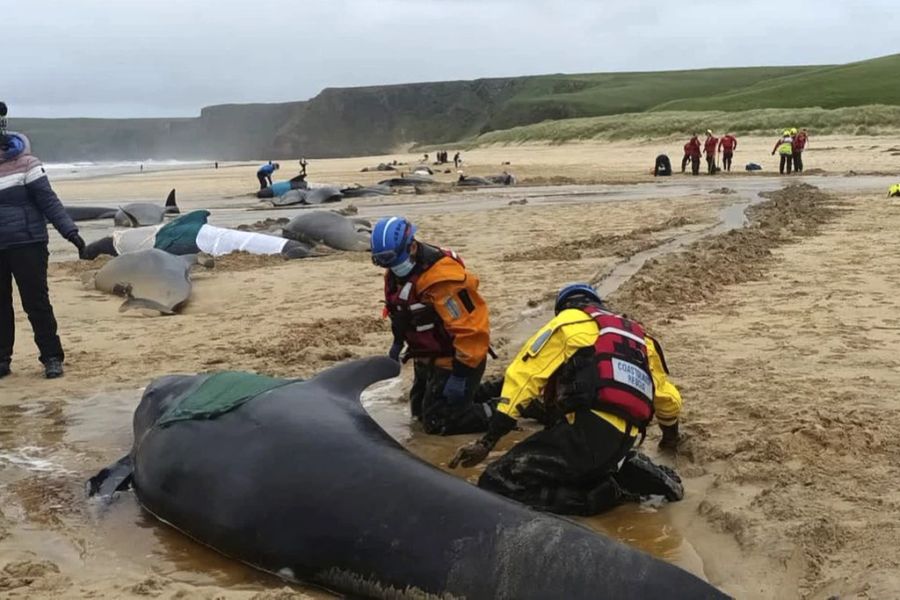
[{"x1": 0, "y1": 360, "x2": 10, "y2": 379}]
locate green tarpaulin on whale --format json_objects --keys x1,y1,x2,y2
[
  {"x1": 153, "y1": 209, "x2": 209, "y2": 255},
  {"x1": 158, "y1": 371, "x2": 297, "y2": 426}
]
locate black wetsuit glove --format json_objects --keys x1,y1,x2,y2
[
  {"x1": 449, "y1": 410, "x2": 516, "y2": 469},
  {"x1": 67, "y1": 232, "x2": 87, "y2": 259}
]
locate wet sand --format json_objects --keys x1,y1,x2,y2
[{"x1": 1, "y1": 139, "x2": 899, "y2": 598}]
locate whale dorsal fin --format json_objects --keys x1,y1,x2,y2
[
  {"x1": 165, "y1": 189, "x2": 180, "y2": 214},
  {"x1": 309, "y1": 356, "x2": 400, "y2": 401}
]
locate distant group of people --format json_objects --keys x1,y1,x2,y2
[
  {"x1": 429, "y1": 151, "x2": 462, "y2": 168},
  {"x1": 771, "y1": 128, "x2": 808, "y2": 174},
  {"x1": 677, "y1": 130, "x2": 738, "y2": 176},
  {"x1": 653, "y1": 128, "x2": 809, "y2": 177}
]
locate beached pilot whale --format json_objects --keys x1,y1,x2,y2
[
  {"x1": 114, "y1": 189, "x2": 180, "y2": 227},
  {"x1": 65, "y1": 189, "x2": 180, "y2": 225},
  {"x1": 64, "y1": 205, "x2": 119, "y2": 221},
  {"x1": 91, "y1": 248, "x2": 201, "y2": 315},
  {"x1": 281, "y1": 211, "x2": 370, "y2": 251},
  {"x1": 88, "y1": 357, "x2": 728, "y2": 600}
]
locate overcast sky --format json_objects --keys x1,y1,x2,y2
[{"x1": 7, "y1": 0, "x2": 900, "y2": 118}]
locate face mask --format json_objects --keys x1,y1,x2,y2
[{"x1": 390, "y1": 256, "x2": 415, "y2": 277}]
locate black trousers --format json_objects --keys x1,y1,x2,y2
[
  {"x1": 792, "y1": 151, "x2": 803, "y2": 172},
  {"x1": 257, "y1": 173, "x2": 270, "y2": 189},
  {"x1": 722, "y1": 152, "x2": 733, "y2": 172},
  {"x1": 690, "y1": 155, "x2": 701, "y2": 175},
  {"x1": 479, "y1": 410, "x2": 635, "y2": 515},
  {"x1": 779, "y1": 154, "x2": 793, "y2": 174},
  {"x1": 706, "y1": 155, "x2": 716, "y2": 174},
  {"x1": 410, "y1": 359, "x2": 489, "y2": 435},
  {"x1": 0, "y1": 243, "x2": 64, "y2": 363},
  {"x1": 681, "y1": 154, "x2": 690, "y2": 173}
]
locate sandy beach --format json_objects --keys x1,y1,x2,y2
[{"x1": 1, "y1": 138, "x2": 899, "y2": 599}]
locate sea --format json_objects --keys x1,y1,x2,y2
[{"x1": 43, "y1": 159, "x2": 215, "y2": 180}]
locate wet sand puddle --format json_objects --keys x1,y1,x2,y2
[
  {"x1": 14, "y1": 176, "x2": 880, "y2": 594},
  {"x1": 0, "y1": 387, "x2": 328, "y2": 597}
]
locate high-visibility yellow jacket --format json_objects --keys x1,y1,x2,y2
[
  {"x1": 773, "y1": 136, "x2": 794, "y2": 156},
  {"x1": 889, "y1": 184, "x2": 900, "y2": 197},
  {"x1": 497, "y1": 309, "x2": 682, "y2": 435}
]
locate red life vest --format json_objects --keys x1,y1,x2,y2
[
  {"x1": 384, "y1": 248, "x2": 463, "y2": 360},
  {"x1": 554, "y1": 305, "x2": 655, "y2": 428}
]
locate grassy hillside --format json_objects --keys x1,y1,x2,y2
[
  {"x1": 269, "y1": 78, "x2": 532, "y2": 157},
  {"x1": 10, "y1": 54, "x2": 899, "y2": 161},
  {"x1": 267, "y1": 66, "x2": 817, "y2": 156},
  {"x1": 484, "y1": 66, "x2": 814, "y2": 131},
  {"x1": 655, "y1": 54, "x2": 900, "y2": 112},
  {"x1": 465, "y1": 106, "x2": 900, "y2": 146}
]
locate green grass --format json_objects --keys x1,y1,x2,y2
[
  {"x1": 486, "y1": 66, "x2": 816, "y2": 130},
  {"x1": 654, "y1": 54, "x2": 900, "y2": 112},
  {"x1": 463, "y1": 105, "x2": 900, "y2": 147}
]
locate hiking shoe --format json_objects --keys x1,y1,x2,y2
[
  {"x1": 44, "y1": 358, "x2": 64, "y2": 379},
  {"x1": 0, "y1": 361, "x2": 10, "y2": 379}
]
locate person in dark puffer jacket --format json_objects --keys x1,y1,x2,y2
[{"x1": 0, "y1": 101, "x2": 86, "y2": 379}]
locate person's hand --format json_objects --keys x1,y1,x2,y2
[
  {"x1": 771, "y1": 151, "x2": 776, "y2": 156},
  {"x1": 658, "y1": 422, "x2": 680, "y2": 451},
  {"x1": 388, "y1": 340, "x2": 403, "y2": 362},
  {"x1": 449, "y1": 439, "x2": 491, "y2": 469},
  {"x1": 67, "y1": 232, "x2": 87, "y2": 259},
  {"x1": 443, "y1": 374, "x2": 468, "y2": 405}
]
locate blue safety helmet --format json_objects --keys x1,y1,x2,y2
[
  {"x1": 554, "y1": 283, "x2": 602, "y2": 314},
  {"x1": 371, "y1": 216, "x2": 417, "y2": 267}
]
